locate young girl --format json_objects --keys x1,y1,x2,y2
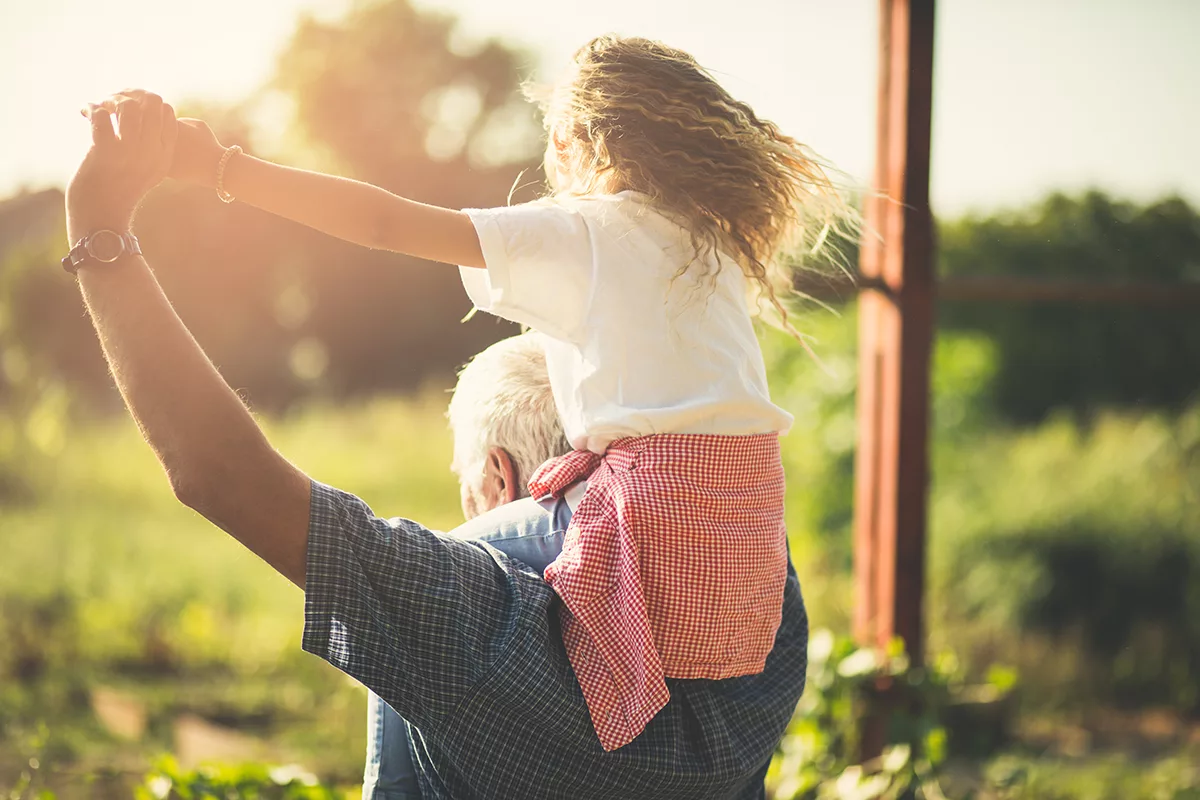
[{"x1": 165, "y1": 35, "x2": 852, "y2": 751}]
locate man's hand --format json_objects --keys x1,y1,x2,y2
[
  {"x1": 64, "y1": 90, "x2": 313, "y2": 588},
  {"x1": 86, "y1": 91, "x2": 227, "y2": 190},
  {"x1": 68, "y1": 90, "x2": 176, "y2": 241}
]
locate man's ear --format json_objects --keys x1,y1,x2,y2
[{"x1": 481, "y1": 446, "x2": 520, "y2": 509}]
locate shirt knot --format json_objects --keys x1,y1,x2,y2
[{"x1": 528, "y1": 448, "x2": 604, "y2": 500}]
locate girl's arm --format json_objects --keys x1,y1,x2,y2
[{"x1": 173, "y1": 116, "x2": 485, "y2": 268}]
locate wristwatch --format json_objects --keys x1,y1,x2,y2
[{"x1": 61, "y1": 230, "x2": 142, "y2": 274}]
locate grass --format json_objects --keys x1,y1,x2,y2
[
  {"x1": 0, "y1": 392, "x2": 464, "y2": 795},
  {"x1": 1, "y1": 384, "x2": 859, "y2": 795},
  {"x1": 3, "y1": 387, "x2": 1199, "y2": 797}
]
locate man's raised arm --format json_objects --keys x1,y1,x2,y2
[{"x1": 66, "y1": 92, "x2": 311, "y2": 587}]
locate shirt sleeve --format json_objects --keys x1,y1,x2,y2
[
  {"x1": 301, "y1": 481, "x2": 547, "y2": 733},
  {"x1": 459, "y1": 201, "x2": 595, "y2": 344}
]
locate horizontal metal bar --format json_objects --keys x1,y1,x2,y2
[
  {"x1": 937, "y1": 276, "x2": 1200, "y2": 306},
  {"x1": 793, "y1": 273, "x2": 1200, "y2": 308}
]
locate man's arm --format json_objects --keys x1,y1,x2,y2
[{"x1": 70, "y1": 93, "x2": 311, "y2": 587}]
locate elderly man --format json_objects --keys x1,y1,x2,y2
[
  {"x1": 363, "y1": 331, "x2": 573, "y2": 797},
  {"x1": 65, "y1": 91, "x2": 808, "y2": 799}
]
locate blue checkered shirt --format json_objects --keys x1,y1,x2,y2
[{"x1": 303, "y1": 481, "x2": 808, "y2": 799}]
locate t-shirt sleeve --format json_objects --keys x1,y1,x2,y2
[
  {"x1": 301, "y1": 481, "x2": 545, "y2": 733},
  {"x1": 459, "y1": 201, "x2": 595, "y2": 343}
]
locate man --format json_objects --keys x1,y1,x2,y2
[
  {"x1": 65, "y1": 91, "x2": 808, "y2": 799},
  {"x1": 364, "y1": 330, "x2": 575, "y2": 797}
]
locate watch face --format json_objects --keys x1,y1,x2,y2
[{"x1": 86, "y1": 230, "x2": 125, "y2": 263}]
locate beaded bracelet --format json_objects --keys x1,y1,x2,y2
[{"x1": 215, "y1": 145, "x2": 243, "y2": 204}]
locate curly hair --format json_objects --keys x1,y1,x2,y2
[{"x1": 530, "y1": 35, "x2": 857, "y2": 349}]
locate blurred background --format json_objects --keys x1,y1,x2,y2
[{"x1": 1, "y1": 0, "x2": 1198, "y2": 797}]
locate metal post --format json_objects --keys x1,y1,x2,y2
[{"x1": 853, "y1": 0, "x2": 937, "y2": 755}]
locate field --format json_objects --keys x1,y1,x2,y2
[
  {"x1": 1, "y1": 393, "x2": 465, "y2": 795},
  {"x1": 3, "y1": 373, "x2": 1200, "y2": 797}
]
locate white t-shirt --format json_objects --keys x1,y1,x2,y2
[{"x1": 459, "y1": 191, "x2": 793, "y2": 454}]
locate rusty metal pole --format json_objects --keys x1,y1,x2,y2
[{"x1": 853, "y1": 0, "x2": 937, "y2": 755}]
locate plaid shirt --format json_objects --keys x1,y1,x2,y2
[
  {"x1": 531, "y1": 434, "x2": 789, "y2": 751},
  {"x1": 303, "y1": 481, "x2": 808, "y2": 800}
]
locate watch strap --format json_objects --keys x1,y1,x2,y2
[{"x1": 61, "y1": 231, "x2": 142, "y2": 274}]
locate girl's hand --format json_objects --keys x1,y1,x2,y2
[{"x1": 171, "y1": 118, "x2": 226, "y2": 189}]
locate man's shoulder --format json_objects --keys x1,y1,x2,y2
[{"x1": 303, "y1": 482, "x2": 560, "y2": 728}]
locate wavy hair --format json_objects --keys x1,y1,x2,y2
[{"x1": 532, "y1": 35, "x2": 858, "y2": 349}]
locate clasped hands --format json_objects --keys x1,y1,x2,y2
[{"x1": 68, "y1": 89, "x2": 224, "y2": 240}]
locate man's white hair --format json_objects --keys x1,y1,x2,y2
[{"x1": 448, "y1": 332, "x2": 570, "y2": 494}]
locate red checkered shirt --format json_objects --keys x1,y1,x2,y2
[{"x1": 529, "y1": 433, "x2": 789, "y2": 751}]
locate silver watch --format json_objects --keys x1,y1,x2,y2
[{"x1": 61, "y1": 230, "x2": 142, "y2": 274}]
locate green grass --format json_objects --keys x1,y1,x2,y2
[
  {"x1": 973, "y1": 751, "x2": 1200, "y2": 800},
  {"x1": 0, "y1": 393, "x2": 463, "y2": 795},
  {"x1": 1, "y1": 385, "x2": 845, "y2": 790},
  {"x1": 3, "y1": 385, "x2": 1200, "y2": 798}
]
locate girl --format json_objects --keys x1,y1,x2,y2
[{"x1": 162, "y1": 34, "x2": 853, "y2": 751}]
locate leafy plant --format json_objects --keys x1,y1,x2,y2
[
  {"x1": 3, "y1": 723, "x2": 56, "y2": 800},
  {"x1": 930, "y1": 402, "x2": 1200, "y2": 713},
  {"x1": 983, "y1": 752, "x2": 1200, "y2": 800},
  {"x1": 136, "y1": 757, "x2": 346, "y2": 800},
  {"x1": 768, "y1": 630, "x2": 1015, "y2": 800}
]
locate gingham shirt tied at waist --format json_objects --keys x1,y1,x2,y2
[{"x1": 529, "y1": 433, "x2": 790, "y2": 751}]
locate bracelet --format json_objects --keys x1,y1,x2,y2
[{"x1": 215, "y1": 145, "x2": 243, "y2": 204}]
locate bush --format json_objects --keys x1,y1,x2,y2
[
  {"x1": 930, "y1": 403, "x2": 1200, "y2": 711},
  {"x1": 768, "y1": 629, "x2": 1021, "y2": 800},
  {"x1": 939, "y1": 191, "x2": 1200, "y2": 422},
  {"x1": 137, "y1": 758, "x2": 346, "y2": 800},
  {"x1": 764, "y1": 306, "x2": 1200, "y2": 715}
]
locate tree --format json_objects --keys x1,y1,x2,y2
[
  {"x1": 0, "y1": 0, "x2": 545, "y2": 412},
  {"x1": 274, "y1": 0, "x2": 542, "y2": 198}
]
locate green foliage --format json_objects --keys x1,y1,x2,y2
[
  {"x1": 761, "y1": 312, "x2": 858, "y2": 571},
  {"x1": 0, "y1": 0, "x2": 537, "y2": 416},
  {"x1": 763, "y1": 299, "x2": 1200, "y2": 715},
  {"x1": 137, "y1": 758, "x2": 345, "y2": 800},
  {"x1": 275, "y1": 0, "x2": 541, "y2": 185},
  {"x1": 2, "y1": 395, "x2": 1198, "y2": 795},
  {"x1": 939, "y1": 191, "x2": 1200, "y2": 422},
  {"x1": 0, "y1": 190, "x2": 77, "y2": 498},
  {"x1": 0, "y1": 397, "x2": 461, "y2": 792},
  {"x1": 929, "y1": 402, "x2": 1200, "y2": 712},
  {"x1": 0, "y1": 395, "x2": 463, "y2": 665},
  {"x1": 982, "y1": 753, "x2": 1200, "y2": 800},
  {"x1": 4, "y1": 723, "x2": 57, "y2": 800},
  {"x1": 767, "y1": 629, "x2": 1013, "y2": 800}
]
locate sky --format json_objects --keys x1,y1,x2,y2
[{"x1": 1, "y1": 0, "x2": 1197, "y2": 215}]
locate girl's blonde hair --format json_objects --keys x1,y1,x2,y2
[{"x1": 532, "y1": 35, "x2": 857, "y2": 347}]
